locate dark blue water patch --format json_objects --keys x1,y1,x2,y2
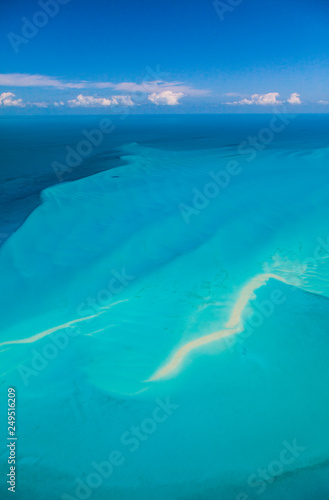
[{"x1": 1, "y1": 114, "x2": 329, "y2": 244}]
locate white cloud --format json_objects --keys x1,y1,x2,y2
[
  {"x1": 226, "y1": 92, "x2": 304, "y2": 106},
  {"x1": 0, "y1": 74, "x2": 208, "y2": 97},
  {"x1": 255, "y1": 93, "x2": 283, "y2": 105},
  {"x1": 224, "y1": 92, "x2": 241, "y2": 97},
  {"x1": 68, "y1": 94, "x2": 134, "y2": 107},
  {"x1": 287, "y1": 93, "x2": 302, "y2": 105},
  {"x1": 148, "y1": 90, "x2": 184, "y2": 105},
  {"x1": 32, "y1": 102, "x2": 49, "y2": 108},
  {"x1": 318, "y1": 100, "x2": 329, "y2": 105},
  {"x1": 0, "y1": 73, "x2": 86, "y2": 89},
  {"x1": 227, "y1": 92, "x2": 283, "y2": 106},
  {"x1": 0, "y1": 74, "x2": 208, "y2": 111},
  {"x1": 0, "y1": 92, "x2": 25, "y2": 107},
  {"x1": 110, "y1": 95, "x2": 134, "y2": 106},
  {"x1": 68, "y1": 95, "x2": 112, "y2": 107},
  {"x1": 116, "y1": 81, "x2": 208, "y2": 96}
]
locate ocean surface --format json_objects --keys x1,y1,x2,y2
[{"x1": 0, "y1": 114, "x2": 329, "y2": 499}]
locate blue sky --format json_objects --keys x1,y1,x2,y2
[{"x1": 0, "y1": 0, "x2": 328, "y2": 113}]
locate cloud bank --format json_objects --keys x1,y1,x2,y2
[
  {"x1": 0, "y1": 73, "x2": 86, "y2": 89},
  {"x1": 287, "y1": 93, "x2": 302, "y2": 105},
  {"x1": 0, "y1": 92, "x2": 25, "y2": 107},
  {"x1": 0, "y1": 73, "x2": 206, "y2": 97},
  {"x1": 228, "y1": 92, "x2": 282, "y2": 105},
  {"x1": 227, "y1": 92, "x2": 302, "y2": 106},
  {"x1": 67, "y1": 94, "x2": 134, "y2": 107},
  {"x1": 148, "y1": 91, "x2": 184, "y2": 105}
]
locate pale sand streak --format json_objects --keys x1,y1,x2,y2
[
  {"x1": 0, "y1": 299, "x2": 129, "y2": 348},
  {"x1": 147, "y1": 273, "x2": 287, "y2": 381},
  {"x1": 0, "y1": 274, "x2": 287, "y2": 382},
  {"x1": 0, "y1": 314, "x2": 99, "y2": 347}
]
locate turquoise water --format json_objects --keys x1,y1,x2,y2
[{"x1": 0, "y1": 115, "x2": 329, "y2": 499}]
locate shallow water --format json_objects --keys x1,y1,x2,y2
[{"x1": 0, "y1": 115, "x2": 329, "y2": 499}]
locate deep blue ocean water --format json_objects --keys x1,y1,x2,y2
[{"x1": 0, "y1": 114, "x2": 329, "y2": 499}]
